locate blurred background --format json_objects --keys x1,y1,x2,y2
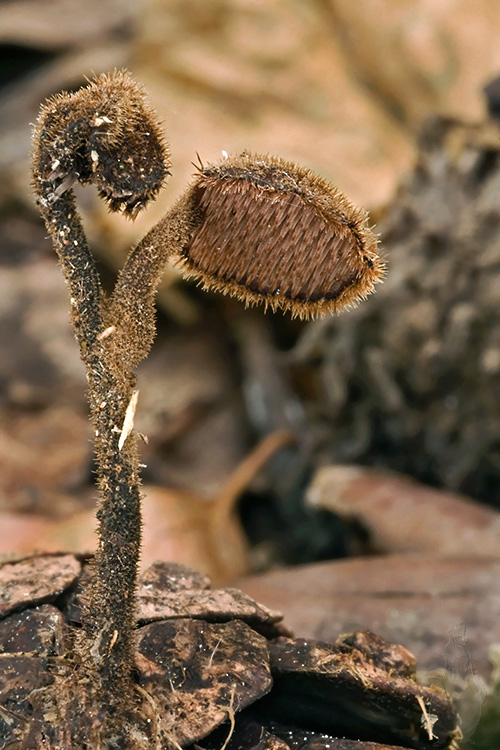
[{"x1": 2, "y1": 0, "x2": 500, "y2": 582}]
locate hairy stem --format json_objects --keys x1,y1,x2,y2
[
  {"x1": 110, "y1": 199, "x2": 196, "y2": 368},
  {"x1": 38, "y1": 191, "x2": 104, "y2": 354},
  {"x1": 36, "y1": 185, "x2": 141, "y2": 715},
  {"x1": 83, "y1": 374, "x2": 141, "y2": 702}
]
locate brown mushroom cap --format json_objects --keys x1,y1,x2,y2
[{"x1": 174, "y1": 153, "x2": 384, "y2": 319}]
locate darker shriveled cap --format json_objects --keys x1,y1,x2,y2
[
  {"x1": 174, "y1": 153, "x2": 384, "y2": 318},
  {"x1": 32, "y1": 70, "x2": 169, "y2": 217}
]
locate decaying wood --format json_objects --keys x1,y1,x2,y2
[
  {"x1": 240, "y1": 554, "x2": 500, "y2": 686},
  {"x1": 262, "y1": 631, "x2": 460, "y2": 749},
  {"x1": 0, "y1": 558, "x2": 460, "y2": 749},
  {"x1": 0, "y1": 553, "x2": 80, "y2": 618}
]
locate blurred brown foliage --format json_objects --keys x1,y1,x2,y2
[{"x1": 2, "y1": 0, "x2": 500, "y2": 575}]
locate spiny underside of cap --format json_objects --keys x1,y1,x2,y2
[
  {"x1": 32, "y1": 70, "x2": 170, "y2": 217},
  {"x1": 174, "y1": 153, "x2": 385, "y2": 319}
]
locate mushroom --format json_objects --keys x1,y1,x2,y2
[{"x1": 24, "y1": 69, "x2": 445, "y2": 748}]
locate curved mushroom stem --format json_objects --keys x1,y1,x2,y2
[
  {"x1": 31, "y1": 71, "x2": 169, "y2": 739},
  {"x1": 110, "y1": 198, "x2": 197, "y2": 368}
]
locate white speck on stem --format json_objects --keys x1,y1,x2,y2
[
  {"x1": 97, "y1": 325, "x2": 116, "y2": 341},
  {"x1": 119, "y1": 390, "x2": 139, "y2": 450},
  {"x1": 92, "y1": 115, "x2": 113, "y2": 127},
  {"x1": 90, "y1": 626, "x2": 106, "y2": 666}
]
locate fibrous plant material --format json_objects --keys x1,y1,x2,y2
[{"x1": 30, "y1": 69, "x2": 383, "y2": 745}]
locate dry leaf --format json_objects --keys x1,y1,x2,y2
[{"x1": 306, "y1": 465, "x2": 500, "y2": 556}]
